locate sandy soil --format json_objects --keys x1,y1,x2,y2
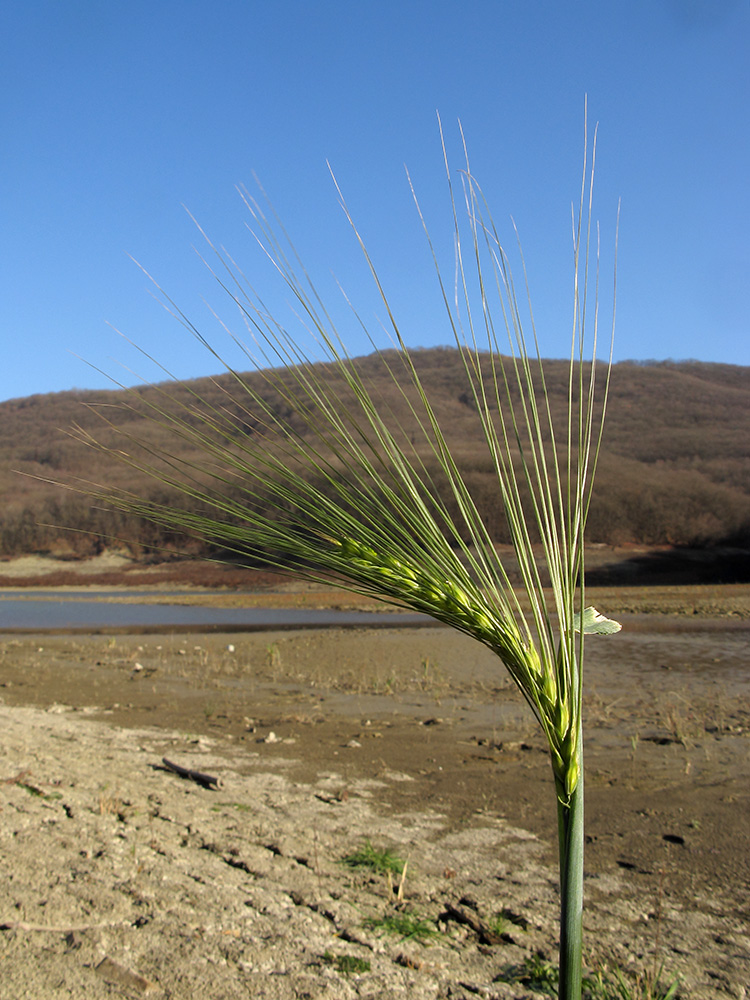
[{"x1": 0, "y1": 571, "x2": 749, "y2": 998}]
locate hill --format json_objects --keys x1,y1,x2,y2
[{"x1": 1, "y1": 349, "x2": 749, "y2": 580}]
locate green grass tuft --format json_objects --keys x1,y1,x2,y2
[
  {"x1": 340, "y1": 840, "x2": 405, "y2": 876},
  {"x1": 497, "y1": 956, "x2": 681, "y2": 1000},
  {"x1": 363, "y1": 909, "x2": 437, "y2": 942},
  {"x1": 585, "y1": 964, "x2": 682, "y2": 1000},
  {"x1": 321, "y1": 951, "x2": 371, "y2": 975}
]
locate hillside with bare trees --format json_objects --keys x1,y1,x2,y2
[{"x1": 2, "y1": 350, "x2": 748, "y2": 581}]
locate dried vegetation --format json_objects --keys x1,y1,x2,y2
[{"x1": 2, "y1": 351, "x2": 749, "y2": 566}]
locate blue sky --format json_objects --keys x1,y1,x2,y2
[{"x1": 2, "y1": 0, "x2": 748, "y2": 403}]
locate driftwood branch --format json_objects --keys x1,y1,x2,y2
[{"x1": 160, "y1": 758, "x2": 221, "y2": 790}]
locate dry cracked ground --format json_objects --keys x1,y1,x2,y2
[{"x1": 0, "y1": 585, "x2": 749, "y2": 998}]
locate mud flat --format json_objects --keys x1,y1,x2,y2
[{"x1": 1, "y1": 585, "x2": 749, "y2": 998}]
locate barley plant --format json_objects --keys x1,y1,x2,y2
[{"x1": 76, "y1": 117, "x2": 620, "y2": 999}]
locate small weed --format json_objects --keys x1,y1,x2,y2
[
  {"x1": 266, "y1": 642, "x2": 281, "y2": 672},
  {"x1": 12, "y1": 778, "x2": 63, "y2": 802},
  {"x1": 211, "y1": 801, "x2": 252, "y2": 813},
  {"x1": 497, "y1": 956, "x2": 681, "y2": 1000},
  {"x1": 488, "y1": 913, "x2": 511, "y2": 936},
  {"x1": 489, "y1": 908, "x2": 528, "y2": 936},
  {"x1": 18, "y1": 781, "x2": 47, "y2": 798},
  {"x1": 586, "y1": 963, "x2": 681, "y2": 1000},
  {"x1": 374, "y1": 673, "x2": 397, "y2": 694},
  {"x1": 98, "y1": 784, "x2": 123, "y2": 817},
  {"x1": 657, "y1": 694, "x2": 704, "y2": 748},
  {"x1": 498, "y1": 953, "x2": 558, "y2": 995},
  {"x1": 321, "y1": 951, "x2": 371, "y2": 975},
  {"x1": 340, "y1": 840, "x2": 404, "y2": 876},
  {"x1": 363, "y1": 909, "x2": 437, "y2": 942}
]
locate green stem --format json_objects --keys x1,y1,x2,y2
[{"x1": 556, "y1": 743, "x2": 584, "y2": 1000}]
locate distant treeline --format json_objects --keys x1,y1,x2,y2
[{"x1": 2, "y1": 349, "x2": 749, "y2": 559}]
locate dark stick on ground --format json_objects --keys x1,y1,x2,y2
[{"x1": 159, "y1": 757, "x2": 221, "y2": 789}]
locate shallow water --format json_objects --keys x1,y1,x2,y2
[{"x1": 0, "y1": 591, "x2": 429, "y2": 631}]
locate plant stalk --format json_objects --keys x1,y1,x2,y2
[{"x1": 556, "y1": 735, "x2": 584, "y2": 1000}]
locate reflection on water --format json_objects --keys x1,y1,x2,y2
[{"x1": 0, "y1": 591, "x2": 430, "y2": 632}]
